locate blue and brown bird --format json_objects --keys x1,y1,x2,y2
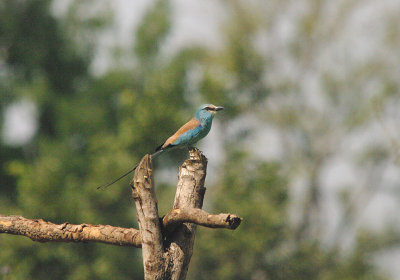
[{"x1": 98, "y1": 104, "x2": 224, "y2": 189}]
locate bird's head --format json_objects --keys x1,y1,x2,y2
[{"x1": 195, "y1": 104, "x2": 224, "y2": 121}]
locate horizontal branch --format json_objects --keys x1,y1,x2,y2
[
  {"x1": 0, "y1": 209, "x2": 241, "y2": 248},
  {"x1": 163, "y1": 208, "x2": 242, "y2": 234},
  {"x1": 0, "y1": 215, "x2": 141, "y2": 247}
]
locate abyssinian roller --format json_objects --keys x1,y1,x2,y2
[{"x1": 97, "y1": 104, "x2": 224, "y2": 190}]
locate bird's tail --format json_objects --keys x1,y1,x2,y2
[
  {"x1": 97, "y1": 166, "x2": 138, "y2": 190},
  {"x1": 97, "y1": 150, "x2": 164, "y2": 190},
  {"x1": 151, "y1": 149, "x2": 164, "y2": 159}
]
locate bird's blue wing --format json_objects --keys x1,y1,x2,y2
[
  {"x1": 156, "y1": 118, "x2": 202, "y2": 151},
  {"x1": 173, "y1": 125, "x2": 203, "y2": 146}
]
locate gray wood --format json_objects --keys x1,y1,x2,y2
[{"x1": 131, "y1": 155, "x2": 165, "y2": 280}]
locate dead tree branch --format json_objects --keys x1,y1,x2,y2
[
  {"x1": 163, "y1": 208, "x2": 242, "y2": 234},
  {"x1": 1, "y1": 149, "x2": 242, "y2": 280},
  {"x1": 0, "y1": 215, "x2": 141, "y2": 247},
  {"x1": 0, "y1": 208, "x2": 240, "y2": 250},
  {"x1": 131, "y1": 155, "x2": 165, "y2": 280},
  {"x1": 163, "y1": 148, "x2": 209, "y2": 280}
]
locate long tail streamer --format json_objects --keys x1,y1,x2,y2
[{"x1": 97, "y1": 150, "x2": 164, "y2": 190}]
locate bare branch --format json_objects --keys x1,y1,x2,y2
[
  {"x1": 163, "y1": 208, "x2": 242, "y2": 234},
  {"x1": 164, "y1": 148, "x2": 208, "y2": 280},
  {"x1": 0, "y1": 207, "x2": 242, "y2": 250},
  {"x1": 131, "y1": 155, "x2": 165, "y2": 280},
  {"x1": 0, "y1": 215, "x2": 141, "y2": 247}
]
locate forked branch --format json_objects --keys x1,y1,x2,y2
[
  {"x1": 0, "y1": 208, "x2": 241, "y2": 249},
  {"x1": 0, "y1": 149, "x2": 242, "y2": 280}
]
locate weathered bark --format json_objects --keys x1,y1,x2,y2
[
  {"x1": 0, "y1": 208, "x2": 241, "y2": 250},
  {"x1": 0, "y1": 215, "x2": 141, "y2": 247},
  {"x1": 163, "y1": 208, "x2": 242, "y2": 234},
  {"x1": 164, "y1": 148, "x2": 208, "y2": 280},
  {"x1": 131, "y1": 155, "x2": 165, "y2": 280}
]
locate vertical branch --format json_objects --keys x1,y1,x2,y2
[
  {"x1": 165, "y1": 148, "x2": 208, "y2": 280},
  {"x1": 131, "y1": 155, "x2": 165, "y2": 280}
]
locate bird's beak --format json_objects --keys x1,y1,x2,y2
[{"x1": 215, "y1": 106, "x2": 224, "y2": 111}]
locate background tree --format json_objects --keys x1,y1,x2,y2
[{"x1": 2, "y1": 0, "x2": 400, "y2": 279}]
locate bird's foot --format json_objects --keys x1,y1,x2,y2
[
  {"x1": 188, "y1": 147, "x2": 203, "y2": 160},
  {"x1": 188, "y1": 146, "x2": 198, "y2": 152}
]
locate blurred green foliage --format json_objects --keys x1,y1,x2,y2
[
  {"x1": 190, "y1": 151, "x2": 386, "y2": 280},
  {"x1": 0, "y1": 0, "x2": 395, "y2": 279}
]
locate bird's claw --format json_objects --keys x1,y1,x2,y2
[
  {"x1": 188, "y1": 146, "x2": 198, "y2": 152},
  {"x1": 188, "y1": 147, "x2": 203, "y2": 160}
]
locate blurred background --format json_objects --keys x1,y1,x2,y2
[{"x1": 1, "y1": 0, "x2": 400, "y2": 279}]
